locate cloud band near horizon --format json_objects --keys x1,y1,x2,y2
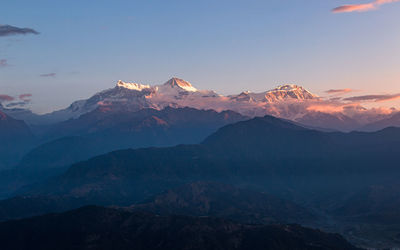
[{"x1": 344, "y1": 93, "x2": 400, "y2": 102}]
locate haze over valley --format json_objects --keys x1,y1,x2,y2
[{"x1": 1, "y1": 1, "x2": 400, "y2": 249}]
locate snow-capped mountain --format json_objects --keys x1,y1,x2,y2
[
  {"x1": 4, "y1": 77, "x2": 394, "y2": 131},
  {"x1": 33, "y1": 77, "x2": 320, "y2": 124},
  {"x1": 230, "y1": 85, "x2": 317, "y2": 103}
]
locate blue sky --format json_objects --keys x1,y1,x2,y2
[{"x1": 1, "y1": 0, "x2": 400, "y2": 113}]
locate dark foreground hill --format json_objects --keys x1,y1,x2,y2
[
  {"x1": 131, "y1": 182, "x2": 315, "y2": 225},
  {"x1": 0, "y1": 182, "x2": 314, "y2": 225},
  {"x1": 0, "y1": 205, "x2": 360, "y2": 250},
  {"x1": 7, "y1": 115, "x2": 400, "y2": 248}
]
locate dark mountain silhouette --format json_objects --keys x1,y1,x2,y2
[
  {"x1": 331, "y1": 184, "x2": 400, "y2": 248},
  {"x1": 43, "y1": 106, "x2": 246, "y2": 140},
  {"x1": 0, "y1": 195, "x2": 86, "y2": 222},
  {"x1": 23, "y1": 115, "x2": 400, "y2": 206},
  {"x1": 0, "y1": 205, "x2": 360, "y2": 250},
  {"x1": 334, "y1": 184, "x2": 400, "y2": 224},
  {"x1": 0, "y1": 111, "x2": 35, "y2": 170},
  {"x1": 295, "y1": 111, "x2": 360, "y2": 132},
  {"x1": 131, "y1": 182, "x2": 315, "y2": 225},
  {"x1": 0, "y1": 182, "x2": 314, "y2": 224},
  {"x1": 360, "y1": 112, "x2": 400, "y2": 132},
  {"x1": 18, "y1": 107, "x2": 246, "y2": 171},
  {"x1": 0, "y1": 107, "x2": 245, "y2": 200},
  {"x1": 6, "y1": 114, "x2": 400, "y2": 248}
]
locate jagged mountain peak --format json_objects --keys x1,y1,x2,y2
[
  {"x1": 264, "y1": 84, "x2": 318, "y2": 102},
  {"x1": 273, "y1": 84, "x2": 304, "y2": 91},
  {"x1": 116, "y1": 80, "x2": 151, "y2": 91},
  {"x1": 163, "y1": 77, "x2": 197, "y2": 92}
]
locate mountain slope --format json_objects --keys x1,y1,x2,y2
[
  {"x1": 18, "y1": 107, "x2": 246, "y2": 171},
  {"x1": 295, "y1": 112, "x2": 360, "y2": 132},
  {"x1": 0, "y1": 206, "x2": 360, "y2": 250},
  {"x1": 0, "y1": 182, "x2": 314, "y2": 224},
  {"x1": 131, "y1": 182, "x2": 315, "y2": 225},
  {"x1": 24, "y1": 115, "x2": 400, "y2": 204},
  {"x1": 360, "y1": 112, "x2": 400, "y2": 132},
  {"x1": 0, "y1": 111, "x2": 35, "y2": 169}
]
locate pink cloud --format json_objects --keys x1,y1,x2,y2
[
  {"x1": 19, "y1": 93, "x2": 32, "y2": 100},
  {"x1": 0, "y1": 94, "x2": 14, "y2": 103},
  {"x1": 325, "y1": 88, "x2": 353, "y2": 95},
  {"x1": 332, "y1": 3, "x2": 375, "y2": 13},
  {"x1": 332, "y1": 0, "x2": 400, "y2": 13}
]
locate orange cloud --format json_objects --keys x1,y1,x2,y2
[
  {"x1": 332, "y1": 0, "x2": 400, "y2": 13},
  {"x1": 306, "y1": 104, "x2": 344, "y2": 113},
  {"x1": 332, "y1": 3, "x2": 375, "y2": 13}
]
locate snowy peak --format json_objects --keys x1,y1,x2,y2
[
  {"x1": 30, "y1": 78, "x2": 321, "y2": 125},
  {"x1": 116, "y1": 80, "x2": 151, "y2": 91},
  {"x1": 264, "y1": 84, "x2": 318, "y2": 102},
  {"x1": 163, "y1": 77, "x2": 197, "y2": 92}
]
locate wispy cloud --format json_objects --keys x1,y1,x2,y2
[
  {"x1": 19, "y1": 93, "x2": 32, "y2": 100},
  {"x1": 0, "y1": 25, "x2": 39, "y2": 37},
  {"x1": 0, "y1": 59, "x2": 8, "y2": 68},
  {"x1": 332, "y1": 0, "x2": 400, "y2": 13},
  {"x1": 0, "y1": 93, "x2": 32, "y2": 107},
  {"x1": 325, "y1": 88, "x2": 353, "y2": 95},
  {"x1": 344, "y1": 93, "x2": 400, "y2": 102},
  {"x1": 40, "y1": 73, "x2": 56, "y2": 77},
  {"x1": 6, "y1": 101, "x2": 29, "y2": 108}
]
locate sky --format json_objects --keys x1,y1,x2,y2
[{"x1": 1, "y1": 0, "x2": 400, "y2": 113}]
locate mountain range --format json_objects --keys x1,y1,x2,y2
[
  {"x1": 1, "y1": 108, "x2": 400, "y2": 247},
  {"x1": 2, "y1": 77, "x2": 400, "y2": 248},
  {"x1": 3, "y1": 77, "x2": 399, "y2": 132}
]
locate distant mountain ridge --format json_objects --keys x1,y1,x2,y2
[
  {"x1": 3, "y1": 77, "x2": 399, "y2": 131},
  {"x1": 2, "y1": 77, "x2": 320, "y2": 123},
  {"x1": 24, "y1": 114, "x2": 400, "y2": 205},
  {"x1": 39, "y1": 77, "x2": 320, "y2": 124},
  {"x1": 17, "y1": 107, "x2": 246, "y2": 172}
]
